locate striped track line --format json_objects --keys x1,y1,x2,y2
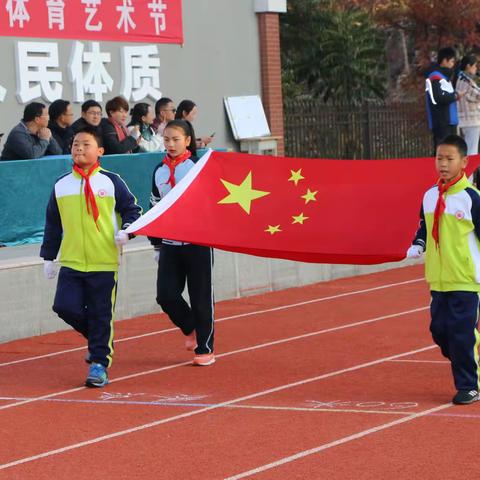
[
  {"x1": 0, "y1": 305, "x2": 429, "y2": 412},
  {"x1": 0, "y1": 344, "x2": 436, "y2": 471},
  {"x1": 0, "y1": 277, "x2": 424, "y2": 368},
  {"x1": 223, "y1": 402, "x2": 452, "y2": 480}
]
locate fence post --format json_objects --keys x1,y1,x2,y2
[{"x1": 363, "y1": 101, "x2": 372, "y2": 159}]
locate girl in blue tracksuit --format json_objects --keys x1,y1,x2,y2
[{"x1": 150, "y1": 119, "x2": 215, "y2": 366}]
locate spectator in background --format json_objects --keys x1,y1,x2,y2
[
  {"x1": 425, "y1": 47, "x2": 464, "y2": 153},
  {"x1": 175, "y1": 100, "x2": 213, "y2": 149},
  {"x1": 71, "y1": 100, "x2": 103, "y2": 135},
  {"x1": 0, "y1": 102, "x2": 62, "y2": 161},
  {"x1": 48, "y1": 99, "x2": 75, "y2": 154},
  {"x1": 456, "y1": 55, "x2": 480, "y2": 156},
  {"x1": 101, "y1": 96, "x2": 139, "y2": 155},
  {"x1": 152, "y1": 97, "x2": 176, "y2": 135},
  {"x1": 127, "y1": 103, "x2": 165, "y2": 152}
]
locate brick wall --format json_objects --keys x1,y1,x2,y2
[{"x1": 257, "y1": 12, "x2": 285, "y2": 155}]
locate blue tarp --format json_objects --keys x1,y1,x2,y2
[{"x1": 0, "y1": 151, "x2": 200, "y2": 246}]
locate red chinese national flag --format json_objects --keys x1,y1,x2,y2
[{"x1": 126, "y1": 151, "x2": 480, "y2": 264}]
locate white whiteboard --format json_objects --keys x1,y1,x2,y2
[{"x1": 224, "y1": 95, "x2": 271, "y2": 140}]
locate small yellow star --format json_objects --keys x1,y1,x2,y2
[
  {"x1": 301, "y1": 189, "x2": 318, "y2": 204},
  {"x1": 218, "y1": 172, "x2": 270, "y2": 214},
  {"x1": 292, "y1": 213, "x2": 309, "y2": 225},
  {"x1": 265, "y1": 225, "x2": 282, "y2": 235},
  {"x1": 288, "y1": 169, "x2": 305, "y2": 186}
]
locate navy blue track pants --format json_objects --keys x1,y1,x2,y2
[
  {"x1": 53, "y1": 267, "x2": 117, "y2": 368},
  {"x1": 430, "y1": 291, "x2": 480, "y2": 391}
]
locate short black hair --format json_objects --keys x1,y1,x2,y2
[
  {"x1": 438, "y1": 47, "x2": 457, "y2": 65},
  {"x1": 437, "y1": 134, "x2": 468, "y2": 157},
  {"x1": 154, "y1": 97, "x2": 173, "y2": 116},
  {"x1": 73, "y1": 126, "x2": 103, "y2": 148},
  {"x1": 81, "y1": 100, "x2": 102, "y2": 113},
  {"x1": 23, "y1": 102, "x2": 46, "y2": 122},
  {"x1": 49, "y1": 99, "x2": 70, "y2": 122}
]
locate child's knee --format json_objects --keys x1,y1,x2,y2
[{"x1": 52, "y1": 304, "x2": 84, "y2": 323}]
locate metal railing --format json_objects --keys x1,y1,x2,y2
[{"x1": 284, "y1": 99, "x2": 432, "y2": 159}]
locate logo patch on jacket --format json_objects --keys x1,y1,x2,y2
[
  {"x1": 97, "y1": 189, "x2": 107, "y2": 198},
  {"x1": 455, "y1": 210, "x2": 465, "y2": 220}
]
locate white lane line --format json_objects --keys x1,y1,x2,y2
[
  {"x1": 106, "y1": 307, "x2": 430, "y2": 384},
  {"x1": 4, "y1": 395, "x2": 478, "y2": 420},
  {"x1": 221, "y1": 404, "x2": 415, "y2": 416},
  {"x1": 388, "y1": 359, "x2": 449, "y2": 364},
  {"x1": 223, "y1": 402, "x2": 452, "y2": 480},
  {"x1": 0, "y1": 344, "x2": 436, "y2": 472},
  {"x1": 0, "y1": 306, "x2": 429, "y2": 412},
  {"x1": 0, "y1": 277, "x2": 424, "y2": 368},
  {"x1": 0, "y1": 396, "x2": 416, "y2": 416}
]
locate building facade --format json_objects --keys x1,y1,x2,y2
[{"x1": 0, "y1": 0, "x2": 286, "y2": 153}]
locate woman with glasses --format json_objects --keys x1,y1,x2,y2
[{"x1": 152, "y1": 97, "x2": 177, "y2": 135}]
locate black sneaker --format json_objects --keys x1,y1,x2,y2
[{"x1": 452, "y1": 390, "x2": 479, "y2": 405}]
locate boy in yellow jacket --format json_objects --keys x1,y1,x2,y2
[
  {"x1": 40, "y1": 127, "x2": 141, "y2": 387},
  {"x1": 407, "y1": 134, "x2": 480, "y2": 404}
]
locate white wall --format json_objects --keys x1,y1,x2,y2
[{"x1": 0, "y1": 239, "x2": 415, "y2": 343}]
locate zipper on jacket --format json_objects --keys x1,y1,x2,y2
[{"x1": 80, "y1": 178, "x2": 88, "y2": 271}]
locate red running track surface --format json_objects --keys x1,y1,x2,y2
[{"x1": 0, "y1": 264, "x2": 478, "y2": 479}]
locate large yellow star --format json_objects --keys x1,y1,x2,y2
[
  {"x1": 288, "y1": 169, "x2": 305, "y2": 186},
  {"x1": 292, "y1": 212, "x2": 309, "y2": 225},
  {"x1": 301, "y1": 189, "x2": 318, "y2": 204},
  {"x1": 265, "y1": 225, "x2": 282, "y2": 235},
  {"x1": 218, "y1": 172, "x2": 270, "y2": 214}
]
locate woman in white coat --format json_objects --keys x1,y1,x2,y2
[{"x1": 128, "y1": 103, "x2": 165, "y2": 153}]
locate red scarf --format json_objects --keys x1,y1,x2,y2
[
  {"x1": 73, "y1": 161, "x2": 100, "y2": 230},
  {"x1": 432, "y1": 173, "x2": 464, "y2": 248},
  {"x1": 108, "y1": 118, "x2": 128, "y2": 142},
  {"x1": 162, "y1": 151, "x2": 192, "y2": 188}
]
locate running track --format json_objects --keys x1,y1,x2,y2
[{"x1": 0, "y1": 264, "x2": 478, "y2": 479}]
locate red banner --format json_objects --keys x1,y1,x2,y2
[
  {"x1": 0, "y1": 0, "x2": 183, "y2": 44},
  {"x1": 126, "y1": 151, "x2": 480, "y2": 265}
]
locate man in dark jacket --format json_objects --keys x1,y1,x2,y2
[
  {"x1": 48, "y1": 99, "x2": 75, "y2": 154},
  {"x1": 425, "y1": 47, "x2": 464, "y2": 153},
  {"x1": 71, "y1": 100, "x2": 104, "y2": 135},
  {"x1": 1, "y1": 102, "x2": 62, "y2": 161}
]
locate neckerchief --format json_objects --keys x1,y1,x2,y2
[
  {"x1": 162, "y1": 150, "x2": 192, "y2": 188},
  {"x1": 73, "y1": 161, "x2": 100, "y2": 230},
  {"x1": 108, "y1": 118, "x2": 128, "y2": 142},
  {"x1": 432, "y1": 173, "x2": 464, "y2": 248}
]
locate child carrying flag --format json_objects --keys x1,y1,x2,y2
[
  {"x1": 150, "y1": 119, "x2": 215, "y2": 366},
  {"x1": 407, "y1": 134, "x2": 480, "y2": 404},
  {"x1": 40, "y1": 127, "x2": 141, "y2": 387}
]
